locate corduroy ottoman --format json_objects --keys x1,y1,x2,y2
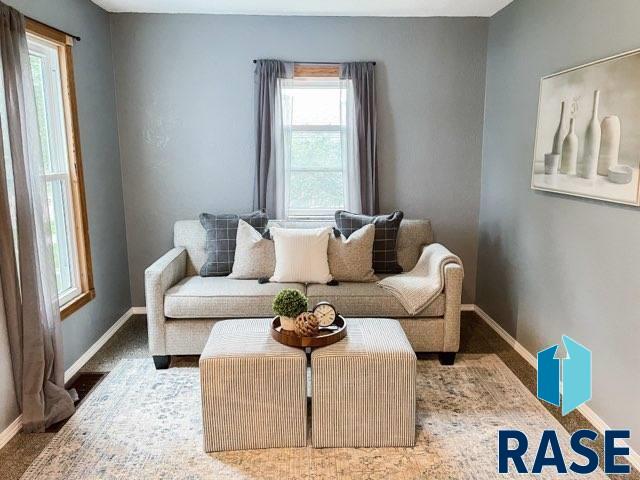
[
  {"x1": 199, "y1": 319, "x2": 307, "y2": 452},
  {"x1": 311, "y1": 318, "x2": 416, "y2": 448}
]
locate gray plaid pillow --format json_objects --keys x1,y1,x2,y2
[
  {"x1": 199, "y1": 211, "x2": 268, "y2": 276},
  {"x1": 334, "y1": 210, "x2": 404, "y2": 274}
]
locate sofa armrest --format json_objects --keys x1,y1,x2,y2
[
  {"x1": 442, "y1": 262, "x2": 464, "y2": 352},
  {"x1": 145, "y1": 247, "x2": 187, "y2": 355}
]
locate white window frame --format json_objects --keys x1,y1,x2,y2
[
  {"x1": 284, "y1": 78, "x2": 347, "y2": 219},
  {"x1": 27, "y1": 33, "x2": 82, "y2": 307}
]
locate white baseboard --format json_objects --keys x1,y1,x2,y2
[
  {"x1": 131, "y1": 306, "x2": 146, "y2": 315},
  {"x1": 0, "y1": 415, "x2": 22, "y2": 450},
  {"x1": 472, "y1": 305, "x2": 640, "y2": 471},
  {"x1": 64, "y1": 307, "x2": 135, "y2": 383},
  {"x1": 473, "y1": 305, "x2": 537, "y2": 368}
]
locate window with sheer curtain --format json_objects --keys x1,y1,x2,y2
[
  {"x1": 254, "y1": 60, "x2": 376, "y2": 218},
  {"x1": 25, "y1": 20, "x2": 94, "y2": 317},
  {"x1": 279, "y1": 75, "x2": 360, "y2": 219}
]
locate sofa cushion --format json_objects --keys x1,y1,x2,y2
[
  {"x1": 173, "y1": 218, "x2": 433, "y2": 276},
  {"x1": 164, "y1": 276, "x2": 305, "y2": 318},
  {"x1": 306, "y1": 282, "x2": 445, "y2": 318},
  {"x1": 335, "y1": 210, "x2": 404, "y2": 274},
  {"x1": 270, "y1": 227, "x2": 333, "y2": 284},
  {"x1": 174, "y1": 220, "x2": 208, "y2": 276},
  {"x1": 229, "y1": 220, "x2": 275, "y2": 279},
  {"x1": 199, "y1": 211, "x2": 268, "y2": 277},
  {"x1": 397, "y1": 219, "x2": 433, "y2": 272},
  {"x1": 328, "y1": 224, "x2": 377, "y2": 282}
]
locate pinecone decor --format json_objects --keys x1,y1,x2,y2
[{"x1": 294, "y1": 311, "x2": 320, "y2": 337}]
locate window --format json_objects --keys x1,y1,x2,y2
[
  {"x1": 26, "y1": 19, "x2": 94, "y2": 317},
  {"x1": 282, "y1": 77, "x2": 347, "y2": 218},
  {"x1": 281, "y1": 65, "x2": 356, "y2": 218}
]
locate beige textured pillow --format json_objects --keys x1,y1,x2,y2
[
  {"x1": 270, "y1": 227, "x2": 333, "y2": 284},
  {"x1": 328, "y1": 224, "x2": 377, "y2": 282},
  {"x1": 229, "y1": 220, "x2": 275, "y2": 279}
]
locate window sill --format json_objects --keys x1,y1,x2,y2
[
  {"x1": 60, "y1": 289, "x2": 95, "y2": 320},
  {"x1": 286, "y1": 215, "x2": 334, "y2": 221}
]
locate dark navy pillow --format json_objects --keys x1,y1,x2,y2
[{"x1": 199, "y1": 211, "x2": 268, "y2": 276}]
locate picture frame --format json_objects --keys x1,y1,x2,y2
[{"x1": 531, "y1": 47, "x2": 640, "y2": 206}]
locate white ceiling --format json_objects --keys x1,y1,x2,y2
[{"x1": 91, "y1": 0, "x2": 513, "y2": 17}]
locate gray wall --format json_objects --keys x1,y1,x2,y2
[
  {"x1": 0, "y1": 0, "x2": 131, "y2": 432},
  {"x1": 109, "y1": 14, "x2": 488, "y2": 305},
  {"x1": 478, "y1": 0, "x2": 640, "y2": 452}
]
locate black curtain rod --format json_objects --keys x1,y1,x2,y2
[
  {"x1": 26, "y1": 16, "x2": 81, "y2": 42},
  {"x1": 252, "y1": 60, "x2": 376, "y2": 65}
]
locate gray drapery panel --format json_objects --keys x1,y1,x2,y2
[
  {"x1": 0, "y1": 3, "x2": 75, "y2": 432},
  {"x1": 252, "y1": 59, "x2": 292, "y2": 217},
  {"x1": 340, "y1": 62, "x2": 378, "y2": 215}
]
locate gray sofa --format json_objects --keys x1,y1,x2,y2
[{"x1": 145, "y1": 219, "x2": 463, "y2": 369}]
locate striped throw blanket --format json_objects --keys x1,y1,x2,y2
[{"x1": 378, "y1": 243, "x2": 463, "y2": 315}]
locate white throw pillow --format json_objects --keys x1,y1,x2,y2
[
  {"x1": 229, "y1": 219, "x2": 275, "y2": 279},
  {"x1": 270, "y1": 227, "x2": 333, "y2": 284}
]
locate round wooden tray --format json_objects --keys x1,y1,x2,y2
[{"x1": 271, "y1": 315, "x2": 347, "y2": 348}]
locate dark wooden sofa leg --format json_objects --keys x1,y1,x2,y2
[
  {"x1": 153, "y1": 355, "x2": 171, "y2": 370},
  {"x1": 439, "y1": 352, "x2": 456, "y2": 366}
]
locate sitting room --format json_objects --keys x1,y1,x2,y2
[{"x1": 0, "y1": 0, "x2": 638, "y2": 478}]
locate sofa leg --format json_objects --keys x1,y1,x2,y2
[
  {"x1": 439, "y1": 352, "x2": 456, "y2": 366},
  {"x1": 153, "y1": 355, "x2": 171, "y2": 370}
]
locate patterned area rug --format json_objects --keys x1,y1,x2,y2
[{"x1": 21, "y1": 355, "x2": 606, "y2": 479}]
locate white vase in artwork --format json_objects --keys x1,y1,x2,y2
[
  {"x1": 560, "y1": 118, "x2": 578, "y2": 175},
  {"x1": 580, "y1": 90, "x2": 601, "y2": 179},
  {"x1": 552, "y1": 101, "x2": 567, "y2": 155},
  {"x1": 597, "y1": 115, "x2": 621, "y2": 176},
  {"x1": 544, "y1": 153, "x2": 560, "y2": 174}
]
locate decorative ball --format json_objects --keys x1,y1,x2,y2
[{"x1": 294, "y1": 312, "x2": 320, "y2": 337}]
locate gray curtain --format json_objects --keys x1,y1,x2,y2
[
  {"x1": 252, "y1": 59, "x2": 292, "y2": 217},
  {"x1": 0, "y1": 3, "x2": 75, "y2": 432},
  {"x1": 340, "y1": 62, "x2": 378, "y2": 215}
]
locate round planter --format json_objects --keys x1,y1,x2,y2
[{"x1": 279, "y1": 316, "x2": 297, "y2": 331}]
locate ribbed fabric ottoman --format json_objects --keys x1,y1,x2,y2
[
  {"x1": 199, "y1": 319, "x2": 307, "y2": 452},
  {"x1": 311, "y1": 318, "x2": 416, "y2": 448}
]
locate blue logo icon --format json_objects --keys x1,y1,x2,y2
[
  {"x1": 501, "y1": 337, "x2": 629, "y2": 475},
  {"x1": 537, "y1": 335, "x2": 591, "y2": 415}
]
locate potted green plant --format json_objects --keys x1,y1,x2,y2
[{"x1": 272, "y1": 289, "x2": 308, "y2": 331}]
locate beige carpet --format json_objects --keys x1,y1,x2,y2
[{"x1": 20, "y1": 354, "x2": 607, "y2": 479}]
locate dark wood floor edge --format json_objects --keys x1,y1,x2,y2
[{"x1": 46, "y1": 373, "x2": 108, "y2": 433}]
